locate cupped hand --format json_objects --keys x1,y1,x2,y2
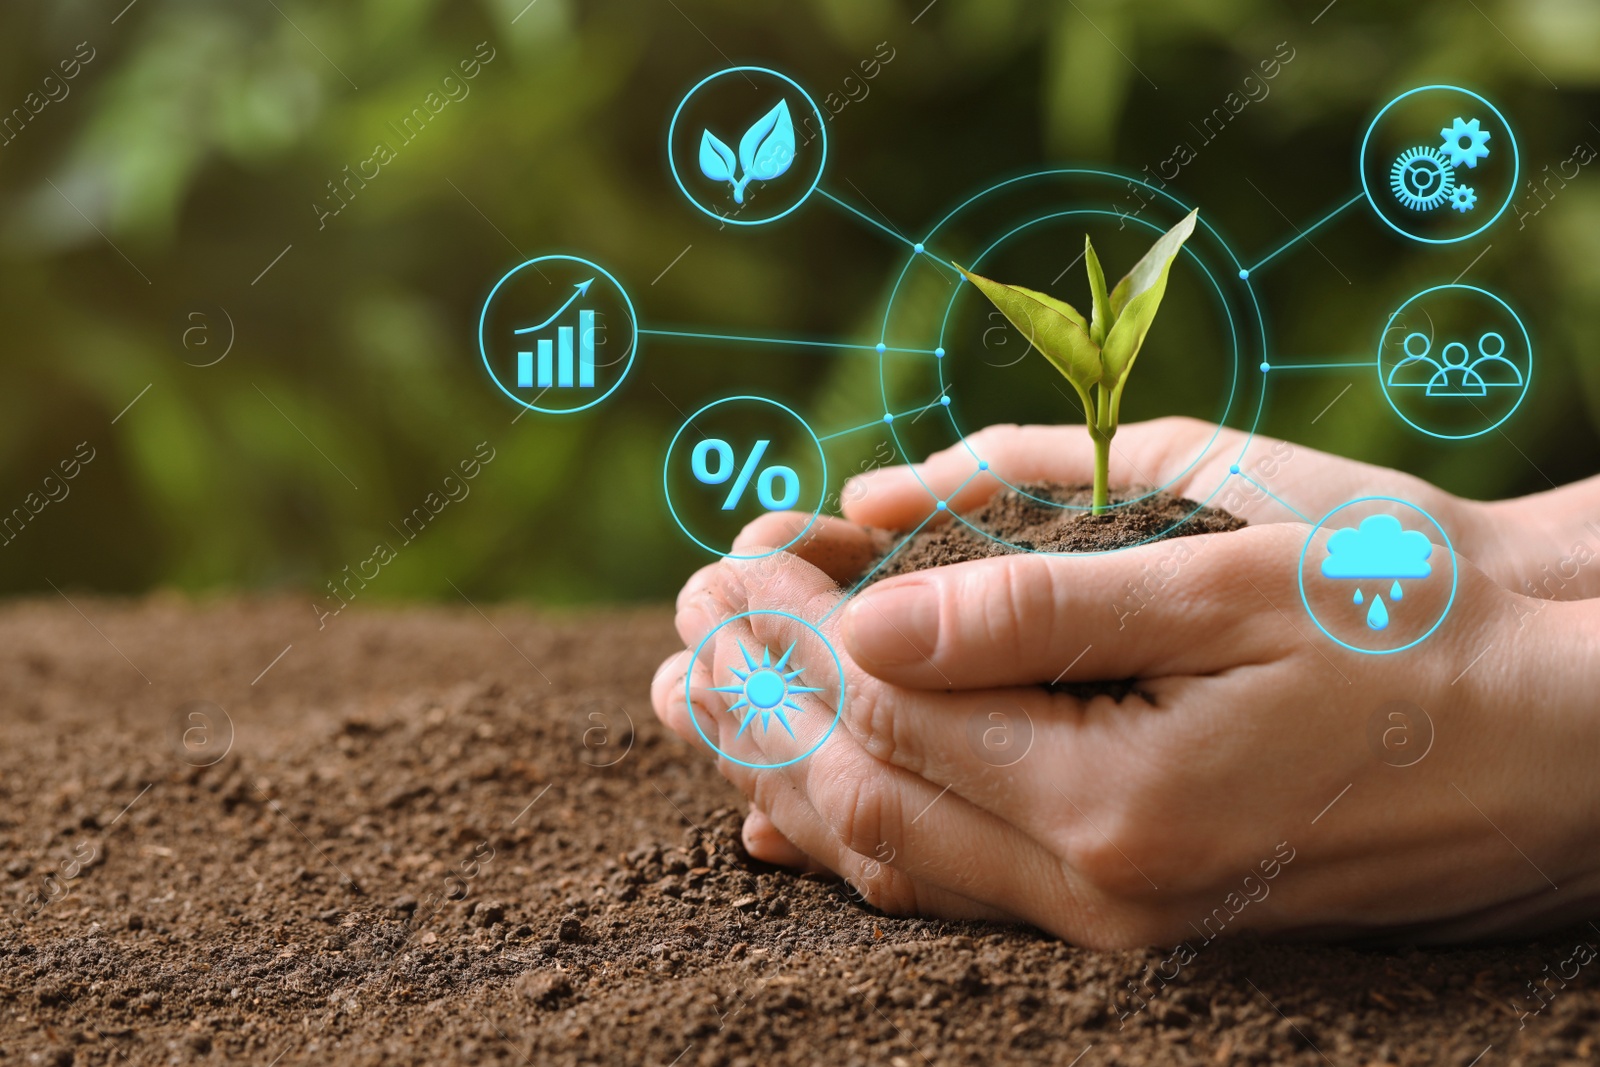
[{"x1": 652, "y1": 508, "x2": 1600, "y2": 948}]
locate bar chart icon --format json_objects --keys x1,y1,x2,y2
[
  {"x1": 480, "y1": 257, "x2": 637, "y2": 416},
  {"x1": 514, "y1": 281, "x2": 598, "y2": 391}
]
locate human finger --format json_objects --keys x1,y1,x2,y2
[
  {"x1": 841, "y1": 523, "x2": 1302, "y2": 688},
  {"x1": 730, "y1": 512, "x2": 886, "y2": 587}
]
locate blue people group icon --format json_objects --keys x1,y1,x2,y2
[
  {"x1": 466, "y1": 73, "x2": 1548, "y2": 761},
  {"x1": 1377, "y1": 283, "x2": 1532, "y2": 439},
  {"x1": 1388, "y1": 330, "x2": 1522, "y2": 397},
  {"x1": 1321, "y1": 514, "x2": 1434, "y2": 631},
  {"x1": 1389, "y1": 117, "x2": 1491, "y2": 214}
]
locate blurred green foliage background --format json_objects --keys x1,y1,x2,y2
[{"x1": 1, "y1": 0, "x2": 1596, "y2": 605}]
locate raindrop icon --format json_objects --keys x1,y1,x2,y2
[
  {"x1": 1367, "y1": 595, "x2": 1389, "y2": 631},
  {"x1": 1390, "y1": 580, "x2": 1404, "y2": 601},
  {"x1": 1353, "y1": 588, "x2": 1364, "y2": 605}
]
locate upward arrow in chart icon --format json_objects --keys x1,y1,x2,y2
[{"x1": 514, "y1": 279, "x2": 594, "y2": 335}]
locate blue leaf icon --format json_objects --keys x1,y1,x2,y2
[
  {"x1": 698, "y1": 129, "x2": 736, "y2": 184},
  {"x1": 697, "y1": 99, "x2": 798, "y2": 205},
  {"x1": 746, "y1": 100, "x2": 796, "y2": 183}
]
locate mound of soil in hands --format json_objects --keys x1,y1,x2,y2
[
  {"x1": 864, "y1": 482, "x2": 1246, "y2": 585},
  {"x1": 3, "y1": 597, "x2": 1597, "y2": 1066}
]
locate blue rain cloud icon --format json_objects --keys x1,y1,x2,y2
[{"x1": 1321, "y1": 514, "x2": 1434, "y2": 580}]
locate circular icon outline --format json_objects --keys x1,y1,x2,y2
[
  {"x1": 663, "y1": 395, "x2": 827, "y2": 560},
  {"x1": 1376, "y1": 283, "x2": 1532, "y2": 440},
  {"x1": 1297, "y1": 496, "x2": 1459, "y2": 655},
  {"x1": 667, "y1": 66, "x2": 828, "y2": 227},
  {"x1": 686, "y1": 609, "x2": 843, "y2": 770},
  {"x1": 477, "y1": 255, "x2": 638, "y2": 415},
  {"x1": 1359, "y1": 85, "x2": 1519, "y2": 245}
]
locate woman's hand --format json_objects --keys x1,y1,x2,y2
[{"x1": 652, "y1": 508, "x2": 1600, "y2": 948}]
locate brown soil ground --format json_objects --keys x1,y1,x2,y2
[{"x1": 3, "y1": 596, "x2": 1599, "y2": 1066}]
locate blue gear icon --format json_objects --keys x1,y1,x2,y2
[
  {"x1": 1440, "y1": 116, "x2": 1491, "y2": 169},
  {"x1": 1390, "y1": 147, "x2": 1457, "y2": 212},
  {"x1": 1450, "y1": 185, "x2": 1477, "y2": 213}
]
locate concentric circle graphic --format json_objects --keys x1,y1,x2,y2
[{"x1": 875, "y1": 168, "x2": 1269, "y2": 554}]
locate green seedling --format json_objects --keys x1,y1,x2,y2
[{"x1": 954, "y1": 209, "x2": 1198, "y2": 514}]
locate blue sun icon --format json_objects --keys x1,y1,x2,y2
[{"x1": 709, "y1": 641, "x2": 824, "y2": 738}]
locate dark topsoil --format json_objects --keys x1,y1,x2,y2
[
  {"x1": 3, "y1": 594, "x2": 1599, "y2": 1067},
  {"x1": 864, "y1": 483, "x2": 1246, "y2": 584}
]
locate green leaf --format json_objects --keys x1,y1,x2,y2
[
  {"x1": 954, "y1": 264, "x2": 1101, "y2": 389},
  {"x1": 1084, "y1": 236, "x2": 1112, "y2": 348},
  {"x1": 1100, "y1": 209, "x2": 1198, "y2": 387}
]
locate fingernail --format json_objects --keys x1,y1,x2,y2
[{"x1": 847, "y1": 582, "x2": 940, "y2": 666}]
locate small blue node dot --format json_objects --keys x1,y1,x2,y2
[
  {"x1": 875, "y1": 342, "x2": 887, "y2": 353},
  {"x1": 1229, "y1": 464, "x2": 1240, "y2": 475},
  {"x1": 1238, "y1": 269, "x2": 1249, "y2": 281},
  {"x1": 1260, "y1": 362, "x2": 1270, "y2": 373},
  {"x1": 978, "y1": 461, "x2": 989, "y2": 471},
  {"x1": 934, "y1": 347, "x2": 945, "y2": 358},
  {"x1": 914, "y1": 242, "x2": 925, "y2": 254},
  {"x1": 882, "y1": 413, "x2": 894, "y2": 424},
  {"x1": 940, "y1": 396, "x2": 951, "y2": 406},
  {"x1": 935, "y1": 500, "x2": 947, "y2": 511}
]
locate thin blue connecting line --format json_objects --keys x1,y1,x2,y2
[
  {"x1": 1235, "y1": 471, "x2": 1311, "y2": 522},
  {"x1": 1264, "y1": 360, "x2": 1377, "y2": 371},
  {"x1": 815, "y1": 188, "x2": 961, "y2": 275},
  {"x1": 817, "y1": 398, "x2": 948, "y2": 442},
  {"x1": 1243, "y1": 192, "x2": 1364, "y2": 277},
  {"x1": 638, "y1": 327, "x2": 934, "y2": 356},
  {"x1": 817, "y1": 466, "x2": 983, "y2": 626}
]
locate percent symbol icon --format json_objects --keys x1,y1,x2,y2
[{"x1": 691, "y1": 439, "x2": 800, "y2": 511}]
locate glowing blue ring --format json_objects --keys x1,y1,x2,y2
[
  {"x1": 687, "y1": 609, "x2": 843, "y2": 769},
  {"x1": 477, "y1": 255, "x2": 636, "y2": 415},
  {"x1": 874, "y1": 168, "x2": 1269, "y2": 555},
  {"x1": 1360, "y1": 85, "x2": 1519, "y2": 245},
  {"x1": 932, "y1": 208, "x2": 1239, "y2": 513},
  {"x1": 663, "y1": 395, "x2": 827, "y2": 560},
  {"x1": 1296, "y1": 496, "x2": 1459, "y2": 655},
  {"x1": 1376, "y1": 283, "x2": 1532, "y2": 440},
  {"x1": 667, "y1": 66, "x2": 827, "y2": 227}
]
